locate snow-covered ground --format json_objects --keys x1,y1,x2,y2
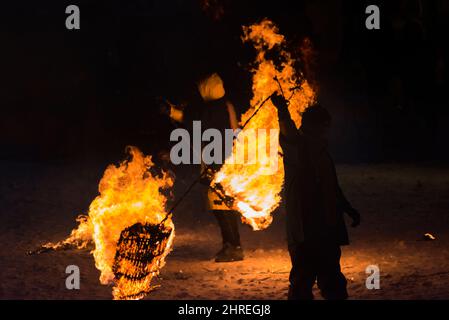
[{"x1": 2, "y1": 161, "x2": 449, "y2": 299}]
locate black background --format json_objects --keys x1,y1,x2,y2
[
  {"x1": 3, "y1": 300, "x2": 448, "y2": 317},
  {"x1": 1, "y1": 0, "x2": 448, "y2": 163}
]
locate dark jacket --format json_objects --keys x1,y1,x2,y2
[
  {"x1": 183, "y1": 95, "x2": 233, "y2": 169},
  {"x1": 279, "y1": 111, "x2": 352, "y2": 247}
]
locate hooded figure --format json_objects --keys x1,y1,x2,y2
[
  {"x1": 197, "y1": 73, "x2": 244, "y2": 262},
  {"x1": 271, "y1": 94, "x2": 360, "y2": 300},
  {"x1": 168, "y1": 73, "x2": 244, "y2": 262}
]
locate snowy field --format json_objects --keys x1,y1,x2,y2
[{"x1": 1, "y1": 161, "x2": 449, "y2": 300}]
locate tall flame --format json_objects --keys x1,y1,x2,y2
[
  {"x1": 212, "y1": 19, "x2": 316, "y2": 230},
  {"x1": 46, "y1": 147, "x2": 174, "y2": 299}
]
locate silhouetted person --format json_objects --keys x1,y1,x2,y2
[
  {"x1": 271, "y1": 95, "x2": 361, "y2": 300},
  {"x1": 167, "y1": 73, "x2": 244, "y2": 262}
]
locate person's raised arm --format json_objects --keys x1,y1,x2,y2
[
  {"x1": 271, "y1": 95, "x2": 298, "y2": 143},
  {"x1": 226, "y1": 100, "x2": 240, "y2": 130}
]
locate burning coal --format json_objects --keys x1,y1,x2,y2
[
  {"x1": 37, "y1": 147, "x2": 175, "y2": 300},
  {"x1": 212, "y1": 19, "x2": 316, "y2": 230}
]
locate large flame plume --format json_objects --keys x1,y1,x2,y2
[
  {"x1": 43, "y1": 147, "x2": 174, "y2": 299},
  {"x1": 212, "y1": 19, "x2": 316, "y2": 230}
]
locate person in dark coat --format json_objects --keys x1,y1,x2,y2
[
  {"x1": 167, "y1": 73, "x2": 244, "y2": 262},
  {"x1": 196, "y1": 73, "x2": 244, "y2": 262},
  {"x1": 271, "y1": 94, "x2": 361, "y2": 300}
]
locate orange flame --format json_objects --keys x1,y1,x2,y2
[
  {"x1": 212, "y1": 19, "x2": 316, "y2": 230},
  {"x1": 45, "y1": 147, "x2": 174, "y2": 299}
]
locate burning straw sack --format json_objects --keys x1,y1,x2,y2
[{"x1": 112, "y1": 220, "x2": 174, "y2": 300}]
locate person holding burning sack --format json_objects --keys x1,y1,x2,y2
[
  {"x1": 166, "y1": 72, "x2": 245, "y2": 263},
  {"x1": 271, "y1": 94, "x2": 361, "y2": 300}
]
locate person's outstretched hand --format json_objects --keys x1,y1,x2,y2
[
  {"x1": 348, "y1": 209, "x2": 361, "y2": 228},
  {"x1": 158, "y1": 98, "x2": 171, "y2": 116},
  {"x1": 271, "y1": 94, "x2": 289, "y2": 110}
]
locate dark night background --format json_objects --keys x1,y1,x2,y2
[
  {"x1": 1, "y1": 0, "x2": 449, "y2": 163},
  {"x1": 2, "y1": 1, "x2": 449, "y2": 300}
]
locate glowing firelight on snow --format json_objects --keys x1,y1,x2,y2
[
  {"x1": 212, "y1": 19, "x2": 316, "y2": 230},
  {"x1": 43, "y1": 147, "x2": 175, "y2": 299}
]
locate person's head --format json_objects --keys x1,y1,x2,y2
[
  {"x1": 197, "y1": 73, "x2": 226, "y2": 102},
  {"x1": 300, "y1": 103, "x2": 331, "y2": 139}
]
